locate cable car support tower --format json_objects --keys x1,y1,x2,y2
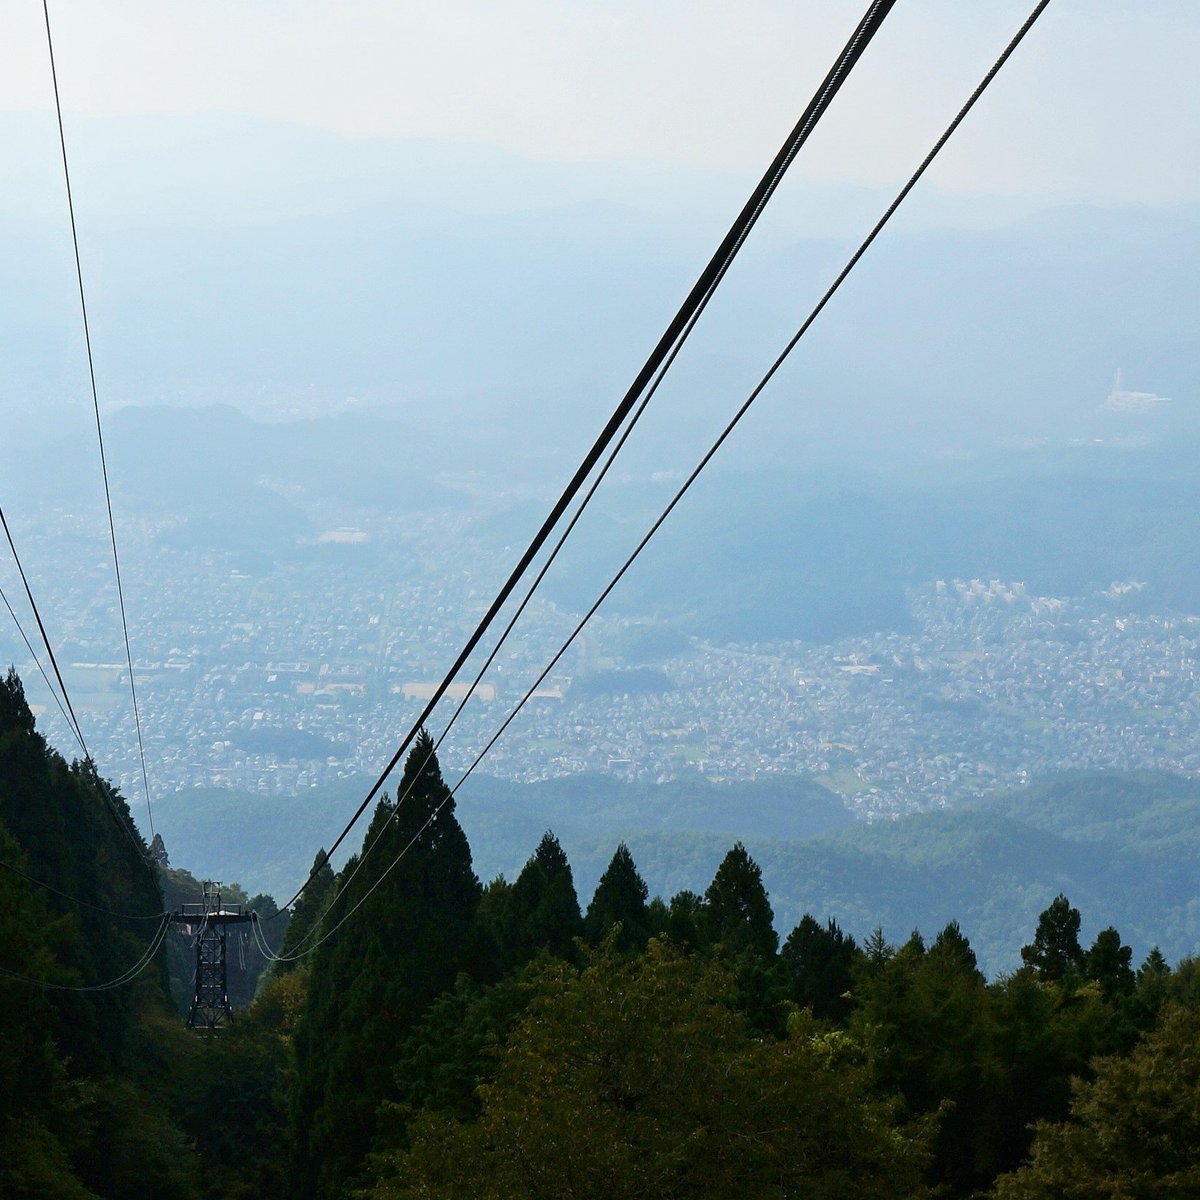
[{"x1": 173, "y1": 881, "x2": 255, "y2": 1030}]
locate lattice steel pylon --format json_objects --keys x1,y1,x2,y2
[{"x1": 174, "y1": 881, "x2": 254, "y2": 1031}]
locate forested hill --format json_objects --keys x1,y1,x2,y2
[
  {"x1": 591, "y1": 771, "x2": 1200, "y2": 975},
  {"x1": 7, "y1": 675, "x2": 1200, "y2": 1198},
  {"x1": 154, "y1": 766, "x2": 1200, "y2": 976},
  {"x1": 0, "y1": 668, "x2": 195, "y2": 1196},
  {"x1": 225, "y1": 735, "x2": 1200, "y2": 1199}
]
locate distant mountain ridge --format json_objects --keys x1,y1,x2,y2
[
  {"x1": 152, "y1": 769, "x2": 1200, "y2": 977},
  {"x1": 5, "y1": 117, "x2": 1195, "y2": 467}
]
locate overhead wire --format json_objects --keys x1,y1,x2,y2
[
  {"x1": 267, "y1": 4, "x2": 897, "y2": 939},
  {"x1": 1, "y1": 508, "x2": 156, "y2": 875},
  {"x1": 41, "y1": 0, "x2": 155, "y2": 839},
  {"x1": 0, "y1": 504, "x2": 88, "y2": 754},
  {"x1": 0, "y1": 858, "x2": 166, "y2": 921},
  {"x1": 444, "y1": 0, "x2": 1060, "y2": 811},
  {"x1": 0, "y1": 577, "x2": 85, "y2": 754},
  {"x1": 267, "y1": 0, "x2": 1055, "y2": 964},
  {"x1": 0, "y1": 6, "x2": 201, "y2": 972},
  {"x1": 0, "y1": 912, "x2": 171, "y2": 992},
  {"x1": 266, "y1": 0, "x2": 899, "y2": 919}
]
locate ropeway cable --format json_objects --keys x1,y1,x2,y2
[
  {"x1": 0, "y1": 509, "x2": 149, "y2": 869},
  {"x1": 0, "y1": 507, "x2": 155, "y2": 872},
  {"x1": 0, "y1": 857, "x2": 166, "y2": 922},
  {"x1": 269, "y1": 0, "x2": 896, "y2": 916},
  {"x1": 275, "y1": 259, "x2": 767, "y2": 950},
  {"x1": 263, "y1": 0, "x2": 897, "y2": 931},
  {"x1": 0, "y1": 578, "x2": 85, "y2": 756},
  {"x1": 265, "y1": 0, "x2": 899, "y2": 919},
  {"x1": 266, "y1": 0, "x2": 1054, "y2": 964},
  {"x1": 441, "y1": 0, "x2": 1061, "y2": 816},
  {"x1": 0, "y1": 504, "x2": 88, "y2": 754},
  {"x1": 42, "y1": 0, "x2": 156, "y2": 839},
  {"x1": 0, "y1": 912, "x2": 171, "y2": 991}
]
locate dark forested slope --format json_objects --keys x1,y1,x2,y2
[
  {"x1": 5, "y1": 678, "x2": 1200, "y2": 1199},
  {"x1": 0, "y1": 669, "x2": 200, "y2": 1198}
]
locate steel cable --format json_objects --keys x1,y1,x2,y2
[
  {"x1": 42, "y1": 0, "x2": 156, "y2": 838},
  {"x1": 271, "y1": 0, "x2": 1054, "y2": 962},
  {"x1": 265, "y1": 0, "x2": 899, "y2": 919}
]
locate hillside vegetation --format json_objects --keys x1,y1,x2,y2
[
  {"x1": 6, "y1": 673, "x2": 1200, "y2": 1197},
  {"x1": 155, "y1": 767, "x2": 1200, "y2": 975}
]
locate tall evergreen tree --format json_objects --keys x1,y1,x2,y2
[
  {"x1": 703, "y1": 843, "x2": 782, "y2": 1033},
  {"x1": 1084, "y1": 926, "x2": 1135, "y2": 1000},
  {"x1": 506, "y1": 832, "x2": 583, "y2": 961},
  {"x1": 861, "y1": 927, "x2": 894, "y2": 971},
  {"x1": 931, "y1": 920, "x2": 982, "y2": 980},
  {"x1": 584, "y1": 842, "x2": 649, "y2": 952},
  {"x1": 781, "y1": 915, "x2": 860, "y2": 1023},
  {"x1": 703, "y1": 842, "x2": 777, "y2": 957},
  {"x1": 665, "y1": 889, "x2": 706, "y2": 949},
  {"x1": 292, "y1": 730, "x2": 481, "y2": 1200},
  {"x1": 0, "y1": 668, "x2": 163, "y2": 1074},
  {"x1": 993, "y1": 1002, "x2": 1200, "y2": 1198},
  {"x1": 274, "y1": 849, "x2": 336, "y2": 973},
  {"x1": 0, "y1": 670, "x2": 199, "y2": 1198},
  {"x1": 852, "y1": 919, "x2": 999, "y2": 1196},
  {"x1": 1021, "y1": 894, "x2": 1084, "y2": 982}
]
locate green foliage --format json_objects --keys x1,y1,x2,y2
[
  {"x1": 845, "y1": 902, "x2": 1159, "y2": 1197},
  {"x1": 71, "y1": 1078, "x2": 202, "y2": 1200},
  {"x1": 169, "y1": 970, "x2": 305, "y2": 1200},
  {"x1": 993, "y1": 1003, "x2": 1200, "y2": 1198},
  {"x1": 781, "y1": 914, "x2": 861, "y2": 1022},
  {"x1": 1085, "y1": 926, "x2": 1136, "y2": 1000},
  {"x1": 583, "y1": 841, "x2": 649, "y2": 952},
  {"x1": 0, "y1": 816, "x2": 93, "y2": 1198},
  {"x1": 0, "y1": 1115, "x2": 99, "y2": 1200},
  {"x1": 0, "y1": 671, "x2": 207, "y2": 1198},
  {"x1": 11, "y1": 669, "x2": 1200, "y2": 1200},
  {"x1": 474, "y1": 832, "x2": 584, "y2": 974},
  {"x1": 386, "y1": 970, "x2": 536, "y2": 1131},
  {"x1": 852, "y1": 920, "x2": 1001, "y2": 1194},
  {"x1": 292, "y1": 730, "x2": 482, "y2": 1200},
  {"x1": 369, "y1": 939, "x2": 932, "y2": 1199},
  {"x1": 0, "y1": 670, "x2": 166, "y2": 1074},
  {"x1": 703, "y1": 841, "x2": 777, "y2": 957},
  {"x1": 664, "y1": 888, "x2": 706, "y2": 948},
  {"x1": 700, "y1": 843, "x2": 784, "y2": 1031},
  {"x1": 506, "y1": 831, "x2": 583, "y2": 961},
  {"x1": 1021, "y1": 894, "x2": 1084, "y2": 982}
]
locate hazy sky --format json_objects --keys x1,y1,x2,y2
[{"x1": 5, "y1": 1, "x2": 1199, "y2": 208}]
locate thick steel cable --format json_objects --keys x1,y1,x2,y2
[
  {"x1": 276, "y1": 233, "x2": 760, "y2": 947},
  {"x1": 0, "y1": 857, "x2": 166, "y2": 921},
  {"x1": 0, "y1": 513, "x2": 153, "y2": 868},
  {"x1": 0, "y1": 504, "x2": 87, "y2": 753},
  {"x1": 444, "y1": 0, "x2": 1060, "y2": 808},
  {"x1": 42, "y1": 0, "x2": 155, "y2": 838},
  {"x1": 0, "y1": 578, "x2": 84, "y2": 754},
  {"x1": 270, "y1": 0, "x2": 1054, "y2": 963},
  {"x1": 2, "y1": 514, "x2": 154, "y2": 875},
  {"x1": 0, "y1": 912, "x2": 170, "y2": 991},
  {"x1": 266, "y1": 0, "x2": 898, "y2": 919},
  {"x1": 284, "y1": 130, "x2": 816, "y2": 940},
  {"x1": 273, "y1": 202, "x2": 787, "y2": 945}
]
